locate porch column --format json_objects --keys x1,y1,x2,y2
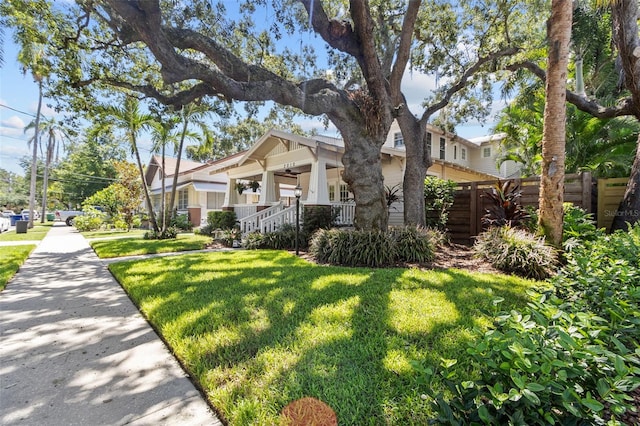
[
  {"x1": 223, "y1": 177, "x2": 239, "y2": 209},
  {"x1": 306, "y1": 158, "x2": 330, "y2": 204},
  {"x1": 259, "y1": 170, "x2": 278, "y2": 205}
]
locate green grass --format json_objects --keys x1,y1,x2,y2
[
  {"x1": 90, "y1": 233, "x2": 211, "y2": 258},
  {"x1": 0, "y1": 245, "x2": 36, "y2": 290},
  {"x1": 109, "y1": 250, "x2": 543, "y2": 425},
  {"x1": 0, "y1": 224, "x2": 52, "y2": 242},
  {"x1": 82, "y1": 229, "x2": 146, "y2": 239}
]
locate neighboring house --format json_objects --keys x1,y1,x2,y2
[
  {"x1": 385, "y1": 122, "x2": 522, "y2": 179},
  {"x1": 146, "y1": 124, "x2": 513, "y2": 231},
  {"x1": 145, "y1": 154, "x2": 242, "y2": 226}
]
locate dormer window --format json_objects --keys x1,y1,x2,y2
[
  {"x1": 483, "y1": 147, "x2": 492, "y2": 158},
  {"x1": 394, "y1": 132, "x2": 404, "y2": 148}
]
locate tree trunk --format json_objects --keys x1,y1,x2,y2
[
  {"x1": 398, "y1": 114, "x2": 432, "y2": 227},
  {"x1": 333, "y1": 118, "x2": 389, "y2": 231},
  {"x1": 132, "y1": 137, "x2": 159, "y2": 232},
  {"x1": 28, "y1": 80, "x2": 43, "y2": 229},
  {"x1": 40, "y1": 133, "x2": 53, "y2": 223},
  {"x1": 161, "y1": 146, "x2": 166, "y2": 232},
  {"x1": 610, "y1": 0, "x2": 640, "y2": 230},
  {"x1": 611, "y1": 133, "x2": 640, "y2": 231},
  {"x1": 168, "y1": 117, "x2": 188, "y2": 221},
  {"x1": 538, "y1": 0, "x2": 572, "y2": 247}
]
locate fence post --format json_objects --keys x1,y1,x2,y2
[{"x1": 581, "y1": 171, "x2": 592, "y2": 212}]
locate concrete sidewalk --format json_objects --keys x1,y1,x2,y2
[{"x1": 0, "y1": 223, "x2": 223, "y2": 425}]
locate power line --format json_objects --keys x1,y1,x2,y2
[{"x1": 0, "y1": 104, "x2": 38, "y2": 118}]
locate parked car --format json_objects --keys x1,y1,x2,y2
[
  {"x1": 0, "y1": 216, "x2": 9, "y2": 232},
  {"x1": 21, "y1": 209, "x2": 40, "y2": 221},
  {"x1": 1, "y1": 210, "x2": 15, "y2": 218},
  {"x1": 55, "y1": 209, "x2": 84, "y2": 226}
]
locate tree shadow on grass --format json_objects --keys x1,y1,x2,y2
[{"x1": 109, "y1": 250, "x2": 541, "y2": 425}]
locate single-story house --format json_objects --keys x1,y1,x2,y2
[{"x1": 145, "y1": 123, "x2": 516, "y2": 231}]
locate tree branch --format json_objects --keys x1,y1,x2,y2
[
  {"x1": 390, "y1": 0, "x2": 421, "y2": 102},
  {"x1": 298, "y1": 0, "x2": 362, "y2": 58},
  {"x1": 422, "y1": 47, "x2": 520, "y2": 119},
  {"x1": 507, "y1": 60, "x2": 637, "y2": 118}
]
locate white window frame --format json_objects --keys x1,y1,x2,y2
[
  {"x1": 461, "y1": 147, "x2": 467, "y2": 160},
  {"x1": 483, "y1": 147, "x2": 492, "y2": 158},
  {"x1": 178, "y1": 189, "x2": 189, "y2": 210},
  {"x1": 393, "y1": 132, "x2": 404, "y2": 148},
  {"x1": 439, "y1": 137, "x2": 446, "y2": 160}
]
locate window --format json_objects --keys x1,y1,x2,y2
[
  {"x1": 483, "y1": 147, "x2": 492, "y2": 158},
  {"x1": 426, "y1": 132, "x2": 432, "y2": 153},
  {"x1": 178, "y1": 189, "x2": 188, "y2": 210},
  {"x1": 393, "y1": 132, "x2": 404, "y2": 148},
  {"x1": 461, "y1": 148, "x2": 467, "y2": 160},
  {"x1": 439, "y1": 137, "x2": 446, "y2": 160},
  {"x1": 328, "y1": 184, "x2": 336, "y2": 202},
  {"x1": 339, "y1": 184, "x2": 350, "y2": 202},
  {"x1": 453, "y1": 146, "x2": 457, "y2": 160},
  {"x1": 207, "y1": 192, "x2": 224, "y2": 209}
]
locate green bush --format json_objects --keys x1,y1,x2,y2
[
  {"x1": 144, "y1": 226, "x2": 178, "y2": 240},
  {"x1": 215, "y1": 228, "x2": 241, "y2": 247},
  {"x1": 424, "y1": 176, "x2": 457, "y2": 230},
  {"x1": 474, "y1": 226, "x2": 558, "y2": 279},
  {"x1": 74, "y1": 208, "x2": 106, "y2": 231},
  {"x1": 419, "y1": 224, "x2": 640, "y2": 425},
  {"x1": 242, "y1": 232, "x2": 268, "y2": 250},
  {"x1": 207, "y1": 211, "x2": 237, "y2": 230},
  {"x1": 309, "y1": 228, "x2": 396, "y2": 267},
  {"x1": 562, "y1": 203, "x2": 601, "y2": 251},
  {"x1": 170, "y1": 213, "x2": 193, "y2": 231},
  {"x1": 241, "y1": 224, "x2": 305, "y2": 250},
  {"x1": 481, "y1": 180, "x2": 530, "y2": 229},
  {"x1": 302, "y1": 205, "x2": 339, "y2": 235},
  {"x1": 391, "y1": 226, "x2": 435, "y2": 263}
]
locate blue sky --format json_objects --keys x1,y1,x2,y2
[{"x1": 0, "y1": 24, "x2": 502, "y2": 176}]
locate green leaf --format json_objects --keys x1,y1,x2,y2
[
  {"x1": 510, "y1": 370, "x2": 525, "y2": 389},
  {"x1": 525, "y1": 382, "x2": 546, "y2": 392},
  {"x1": 522, "y1": 388, "x2": 540, "y2": 405},
  {"x1": 582, "y1": 395, "x2": 604, "y2": 412},
  {"x1": 478, "y1": 404, "x2": 492, "y2": 423},
  {"x1": 596, "y1": 378, "x2": 610, "y2": 398},
  {"x1": 614, "y1": 355, "x2": 629, "y2": 376}
]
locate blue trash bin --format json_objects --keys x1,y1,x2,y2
[{"x1": 10, "y1": 215, "x2": 22, "y2": 226}]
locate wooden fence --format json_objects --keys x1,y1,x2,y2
[
  {"x1": 597, "y1": 177, "x2": 629, "y2": 232},
  {"x1": 447, "y1": 172, "x2": 599, "y2": 245}
]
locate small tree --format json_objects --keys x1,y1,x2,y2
[{"x1": 423, "y1": 177, "x2": 456, "y2": 230}]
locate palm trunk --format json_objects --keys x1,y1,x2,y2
[
  {"x1": 161, "y1": 146, "x2": 167, "y2": 232},
  {"x1": 132, "y1": 135, "x2": 159, "y2": 232},
  {"x1": 40, "y1": 133, "x2": 54, "y2": 223},
  {"x1": 28, "y1": 80, "x2": 43, "y2": 229},
  {"x1": 538, "y1": 0, "x2": 572, "y2": 247},
  {"x1": 168, "y1": 117, "x2": 189, "y2": 221}
]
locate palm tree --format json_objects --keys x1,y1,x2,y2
[
  {"x1": 149, "y1": 117, "x2": 179, "y2": 232},
  {"x1": 539, "y1": 0, "x2": 573, "y2": 247},
  {"x1": 103, "y1": 96, "x2": 159, "y2": 232},
  {"x1": 167, "y1": 102, "x2": 211, "y2": 222},
  {"x1": 24, "y1": 116, "x2": 68, "y2": 223}
]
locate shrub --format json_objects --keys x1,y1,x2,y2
[
  {"x1": 562, "y1": 203, "x2": 600, "y2": 251},
  {"x1": 74, "y1": 207, "x2": 106, "y2": 231},
  {"x1": 144, "y1": 226, "x2": 178, "y2": 240},
  {"x1": 391, "y1": 226, "x2": 435, "y2": 263},
  {"x1": 309, "y1": 228, "x2": 396, "y2": 267},
  {"x1": 241, "y1": 224, "x2": 306, "y2": 250},
  {"x1": 481, "y1": 180, "x2": 530, "y2": 228},
  {"x1": 420, "y1": 226, "x2": 640, "y2": 425},
  {"x1": 302, "y1": 205, "x2": 338, "y2": 235},
  {"x1": 474, "y1": 226, "x2": 558, "y2": 279},
  {"x1": 216, "y1": 228, "x2": 241, "y2": 247},
  {"x1": 242, "y1": 232, "x2": 268, "y2": 250},
  {"x1": 207, "y1": 211, "x2": 237, "y2": 230},
  {"x1": 424, "y1": 176, "x2": 457, "y2": 230},
  {"x1": 170, "y1": 213, "x2": 193, "y2": 231}
]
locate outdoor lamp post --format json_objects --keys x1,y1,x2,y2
[{"x1": 294, "y1": 184, "x2": 302, "y2": 255}]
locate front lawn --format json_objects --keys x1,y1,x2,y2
[
  {"x1": 0, "y1": 224, "x2": 51, "y2": 242},
  {"x1": 0, "y1": 245, "x2": 36, "y2": 290},
  {"x1": 109, "y1": 250, "x2": 542, "y2": 425},
  {"x1": 90, "y1": 233, "x2": 211, "y2": 258}
]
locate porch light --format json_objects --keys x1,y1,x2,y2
[{"x1": 294, "y1": 184, "x2": 302, "y2": 255}]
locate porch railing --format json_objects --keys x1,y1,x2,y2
[
  {"x1": 258, "y1": 205, "x2": 301, "y2": 233},
  {"x1": 238, "y1": 202, "x2": 283, "y2": 234},
  {"x1": 332, "y1": 201, "x2": 355, "y2": 226}
]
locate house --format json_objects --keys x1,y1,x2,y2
[{"x1": 145, "y1": 124, "x2": 513, "y2": 231}]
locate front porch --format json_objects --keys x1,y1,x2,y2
[{"x1": 216, "y1": 129, "x2": 358, "y2": 234}]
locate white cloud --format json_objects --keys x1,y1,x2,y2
[
  {"x1": 28, "y1": 101, "x2": 57, "y2": 118},
  {"x1": 1, "y1": 115, "x2": 25, "y2": 130}
]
